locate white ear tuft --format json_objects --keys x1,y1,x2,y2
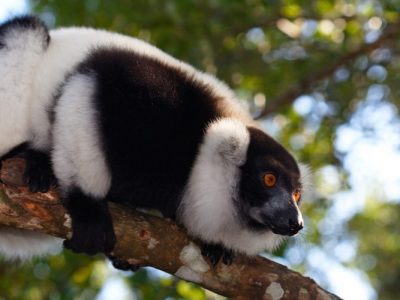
[
  {"x1": 205, "y1": 118, "x2": 250, "y2": 166},
  {"x1": 299, "y1": 163, "x2": 312, "y2": 192}
]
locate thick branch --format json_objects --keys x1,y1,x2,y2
[
  {"x1": 0, "y1": 158, "x2": 341, "y2": 299},
  {"x1": 256, "y1": 18, "x2": 400, "y2": 119}
]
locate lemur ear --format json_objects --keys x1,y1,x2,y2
[{"x1": 204, "y1": 118, "x2": 250, "y2": 166}]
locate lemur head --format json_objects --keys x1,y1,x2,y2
[
  {"x1": 239, "y1": 127, "x2": 304, "y2": 237},
  {"x1": 178, "y1": 118, "x2": 307, "y2": 255}
]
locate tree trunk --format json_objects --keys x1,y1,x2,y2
[{"x1": 0, "y1": 158, "x2": 341, "y2": 300}]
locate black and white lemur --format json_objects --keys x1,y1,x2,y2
[{"x1": 0, "y1": 16, "x2": 308, "y2": 265}]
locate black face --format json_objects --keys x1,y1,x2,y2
[{"x1": 238, "y1": 127, "x2": 303, "y2": 236}]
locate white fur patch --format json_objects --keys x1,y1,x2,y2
[
  {"x1": 0, "y1": 25, "x2": 46, "y2": 156},
  {"x1": 205, "y1": 118, "x2": 250, "y2": 165},
  {"x1": 52, "y1": 73, "x2": 111, "y2": 198},
  {"x1": 0, "y1": 227, "x2": 62, "y2": 261},
  {"x1": 178, "y1": 118, "x2": 284, "y2": 255}
]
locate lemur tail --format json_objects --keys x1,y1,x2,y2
[{"x1": 0, "y1": 227, "x2": 62, "y2": 261}]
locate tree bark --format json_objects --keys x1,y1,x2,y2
[{"x1": 0, "y1": 158, "x2": 341, "y2": 300}]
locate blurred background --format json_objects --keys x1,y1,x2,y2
[{"x1": 0, "y1": 0, "x2": 399, "y2": 299}]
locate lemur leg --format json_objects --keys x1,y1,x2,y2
[
  {"x1": 0, "y1": 143, "x2": 55, "y2": 192},
  {"x1": 50, "y1": 73, "x2": 115, "y2": 255},
  {"x1": 23, "y1": 148, "x2": 57, "y2": 193},
  {"x1": 54, "y1": 154, "x2": 115, "y2": 255},
  {"x1": 62, "y1": 188, "x2": 115, "y2": 255}
]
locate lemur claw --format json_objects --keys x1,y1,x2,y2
[{"x1": 201, "y1": 243, "x2": 234, "y2": 266}]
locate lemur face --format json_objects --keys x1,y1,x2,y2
[{"x1": 239, "y1": 127, "x2": 304, "y2": 236}]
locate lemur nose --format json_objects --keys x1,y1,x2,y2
[{"x1": 288, "y1": 218, "x2": 303, "y2": 234}]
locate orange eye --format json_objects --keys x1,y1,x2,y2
[
  {"x1": 263, "y1": 173, "x2": 276, "y2": 187},
  {"x1": 293, "y1": 190, "x2": 301, "y2": 203}
]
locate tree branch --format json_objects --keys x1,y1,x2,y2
[
  {"x1": 256, "y1": 18, "x2": 400, "y2": 119},
  {"x1": 0, "y1": 158, "x2": 341, "y2": 299}
]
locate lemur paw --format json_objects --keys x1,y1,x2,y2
[
  {"x1": 201, "y1": 243, "x2": 234, "y2": 266},
  {"x1": 63, "y1": 193, "x2": 116, "y2": 256},
  {"x1": 0, "y1": 143, "x2": 28, "y2": 170},
  {"x1": 63, "y1": 218, "x2": 116, "y2": 256},
  {"x1": 107, "y1": 256, "x2": 142, "y2": 272},
  {"x1": 23, "y1": 149, "x2": 56, "y2": 193}
]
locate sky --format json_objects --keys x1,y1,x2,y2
[
  {"x1": 0, "y1": 0, "x2": 28, "y2": 20},
  {"x1": 1, "y1": 1, "x2": 400, "y2": 300}
]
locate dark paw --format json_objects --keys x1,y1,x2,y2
[
  {"x1": 64, "y1": 220, "x2": 116, "y2": 256},
  {"x1": 0, "y1": 142, "x2": 28, "y2": 170},
  {"x1": 23, "y1": 150, "x2": 56, "y2": 193},
  {"x1": 64, "y1": 210, "x2": 116, "y2": 256},
  {"x1": 64, "y1": 195, "x2": 116, "y2": 256},
  {"x1": 108, "y1": 256, "x2": 142, "y2": 272},
  {"x1": 201, "y1": 243, "x2": 234, "y2": 266}
]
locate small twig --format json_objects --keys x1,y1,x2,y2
[{"x1": 256, "y1": 18, "x2": 400, "y2": 119}]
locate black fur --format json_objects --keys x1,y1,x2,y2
[
  {"x1": 55, "y1": 46, "x2": 304, "y2": 257},
  {"x1": 239, "y1": 127, "x2": 303, "y2": 235},
  {"x1": 78, "y1": 47, "x2": 222, "y2": 215},
  {"x1": 108, "y1": 255, "x2": 142, "y2": 272},
  {"x1": 0, "y1": 142, "x2": 27, "y2": 161},
  {"x1": 62, "y1": 188, "x2": 116, "y2": 255},
  {"x1": 57, "y1": 47, "x2": 224, "y2": 254},
  {"x1": 0, "y1": 143, "x2": 27, "y2": 170},
  {"x1": 201, "y1": 243, "x2": 234, "y2": 266},
  {"x1": 23, "y1": 148, "x2": 57, "y2": 193},
  {"x1": 1, "y1": 16, "x2": 304, "y2": 262},
  {"x1": 0, "y1": 144, "x2": 56, "y2": 194}
]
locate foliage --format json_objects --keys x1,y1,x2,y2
[
  {"x1": 0, "y1": 251, "x2": 104, "y2": 300},
  {"x1": 0, "y1": 251, "x2": 208, "y2": 300},
  {"x1": 0, "y1": 0, "x2": 399, "y2": 299},
  {"x1": 350, "y1": 200, "x2": 400, "y2": 300}
]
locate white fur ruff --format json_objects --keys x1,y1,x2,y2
[
  {"x1": 178, "y1": 118, "x2": 284, "y2": 255},
  {"x1": 299, "y1": 163, "x2": 313, "y2": 205}
]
